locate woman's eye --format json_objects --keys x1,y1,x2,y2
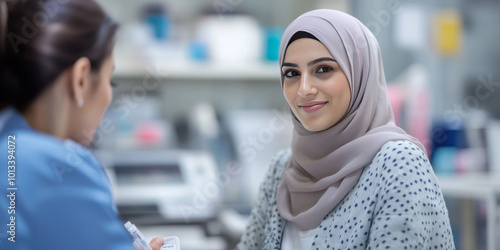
[
  {"x1": 283, "y1": 70, "x2": 299, "y2": 78},
  {"x1": 317, "y1": 66, "x2": 334, "y2": 74}
]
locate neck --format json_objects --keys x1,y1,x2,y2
[{"x1": 22, "y1": 83, "x2": 70, "y2": 140}]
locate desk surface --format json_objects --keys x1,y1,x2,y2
[{"x1": 437, "y1": 172, "x2": 499, "y2": 250}]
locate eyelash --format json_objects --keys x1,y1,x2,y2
[
  {"x1": 282, "y1": 66, "x2": 335, "y2": 79},
  {"x1": 317, "y1": 66, "x2": 334, "y2": 73},
  {"x1": 282, "y1": 69, "x2": 299, "y2": 78}
]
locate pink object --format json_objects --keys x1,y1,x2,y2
[
  {"x1": 406, "y1": 85, "x2": 431, "y2": 155},
  {"x1": 135, "y1": 121, "x2": 165, "y2": 147},
  {"x1": 387, "y1": 85, "x2": 405, "y2": 126}
]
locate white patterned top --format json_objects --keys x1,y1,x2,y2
[{"x1": 236, "y1": 140, "x2": 455, "y2": 250}]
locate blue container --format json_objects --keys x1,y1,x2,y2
[
  {"x1": 264, "y1": 27, "x2": 283, "y2": 61},
  {"x1": 189, "y1": 41, "x2": 208, "y2": 61},
  {"x1": 146, "y1": 14, "x2": 169, "y2": 40}
]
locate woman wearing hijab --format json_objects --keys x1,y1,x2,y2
[
  {"x1": 237, "y1": 9, "x2": 454, "y2": 250},
  {"x1": 0, "y1": 0, "x2": 163, "y2": 249}
]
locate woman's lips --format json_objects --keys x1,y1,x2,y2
[{"x1": 299, "y1": 101, "x2": 328, "y2": 113}]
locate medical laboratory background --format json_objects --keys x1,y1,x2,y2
[{"x1": 87, "y1": 0, "x2": 500, "y2": 249}]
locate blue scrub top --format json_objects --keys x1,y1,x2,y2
[{"x1": 0, "y1": 108, "x2": 135, "y2": 250}]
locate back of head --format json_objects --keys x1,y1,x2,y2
[{"x1": 0, "y1": 0, "x2": 118, "y2": 111}]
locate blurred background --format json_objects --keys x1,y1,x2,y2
[{"x1": 91, "y1": 0, "x2": 500, "y2": 249}]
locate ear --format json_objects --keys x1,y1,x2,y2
[{"x1": 69, "y1": 57, "x2": 91, "y2": 107}]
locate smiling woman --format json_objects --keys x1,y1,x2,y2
[
  {"x1": 236, "y1": 9, "x2": 454, "y2": 250},
  {"x1": 281, "y1": 35, "x2": 351, "y2": 132}
]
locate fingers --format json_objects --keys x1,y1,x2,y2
[{"x1": 149, "y1": 237, "x2": 164, "y2": 250}]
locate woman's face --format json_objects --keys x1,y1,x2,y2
[
  {"x1": 71, "y1": 52, "x2": 114, "y2": 145},
  {"x1": 282, "y1": 38, "x2": 351, "y2": 132}
]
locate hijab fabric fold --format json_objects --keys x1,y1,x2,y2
[{"x1": 276, "y1": 9, "x2": 425, "y2": 230}]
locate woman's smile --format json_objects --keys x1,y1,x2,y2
[{"x1": 298, "y1": 101, "x2": 328, "y2": 113}]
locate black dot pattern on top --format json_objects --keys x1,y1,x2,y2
[{"x1": 236, "y1": 140, "x2": 455, "y2": 250}]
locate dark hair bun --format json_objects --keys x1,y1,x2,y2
[{"x1": 1, "y1": 0, "x2": 118, "y2": 111}]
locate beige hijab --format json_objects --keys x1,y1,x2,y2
[{"x1": 276, "y1": 9, "x2": 425, "y2": 230}]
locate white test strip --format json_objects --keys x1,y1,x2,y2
[{"x1": 160, "y1": 236, "x2": 180, "y2": 250}]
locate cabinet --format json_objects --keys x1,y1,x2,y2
[{"x1": 437, "y1": 173, "x2": 500, "y2": 250}]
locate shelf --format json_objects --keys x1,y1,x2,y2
[
  {"x1": 437, "y1": 173, "x2": 500, "y2": 195},
  {"x1": 113, "y1": 59, "x2": 281, "y2": 81}
]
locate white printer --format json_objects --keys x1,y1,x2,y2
[{"x1": 95, "y1": 149, "x2": 220, "y2": 223}]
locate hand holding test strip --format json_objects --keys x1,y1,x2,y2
[
  {"x1": 160, "y1": 236, "x2": 181, "y2": 250},
  {"x1": 125, "y1": 221, "x2": 180, "y2": 250}
]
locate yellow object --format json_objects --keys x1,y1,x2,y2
[{"x1": 433, "y1": 10, "x2": 462, "y2": 56}]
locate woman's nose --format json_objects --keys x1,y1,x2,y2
[{"x1": 297, "y1": 74, "x2": 317, "y2": 97}]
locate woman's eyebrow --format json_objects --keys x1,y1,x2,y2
[
  {"x1": 307, "y1": 57, "x2": 336, "y2": 67},
  {"x1": 282, "y1": 57, "x2": 337, "y2": 69},
  {"x1": 282, "y1": 62, "x2": 298, "y2": 68}
]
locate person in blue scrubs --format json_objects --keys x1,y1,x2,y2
[{"x1": 0, "y1": 0, "x2": 163, "y2": 249}]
